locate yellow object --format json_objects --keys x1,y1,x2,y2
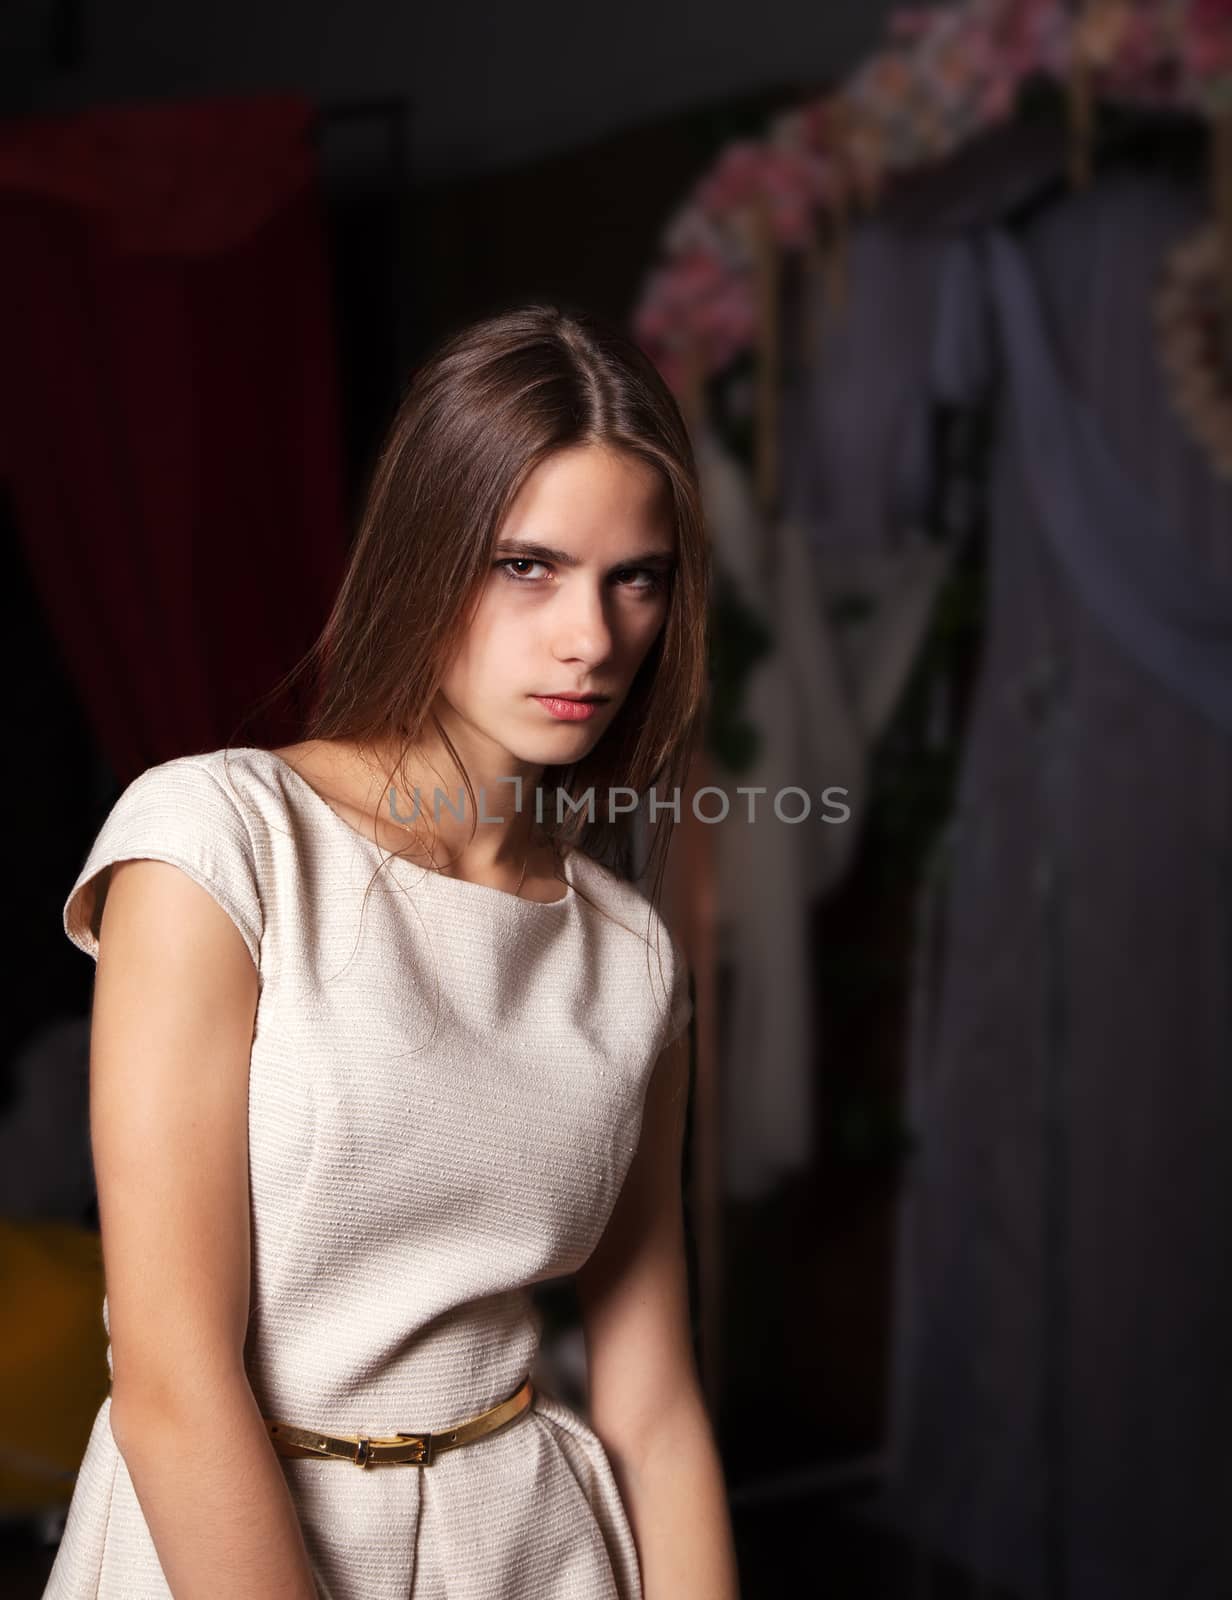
[
  {"x1": 265, "y1": 1375, "x2": 535, "y2": 1467},
  {"x1": 0, "y1": 1216, "x2": 108, "y2": 1514}
]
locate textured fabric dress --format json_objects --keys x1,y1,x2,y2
[{"x1": 45, "y1": 745, "x2": 692, "y2": 1600}]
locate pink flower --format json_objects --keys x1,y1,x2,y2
[
  {"x1": 1097, "y1": 6, "x2": 1184, "y2": 100},
  {"x1": 1186, "y1": 0, "x2": 1232, "y2": 84},
  {"x1": 655, "y1": 248, "x2": 728, "y2": 312},
  {"x1": 631, "y1": 279, "x2": 681, "y2": 351},
  {"x1": 796, "y1": 98, "x2": 844, "y2": 153},
  {"x1": 632, "y1": 241, "x2": 759, "y2": 384},
  {"x1": 693, "y1": 140, "x2": 825, "y2": 249},
  {"x1": 978, "y1": 70, "x2": 1019, "y2": 122},
  {"x1": 695, "y1": 141, "x2": 772, "y2": 215}
]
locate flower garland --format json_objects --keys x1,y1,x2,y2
[{"x1": 633, "y1": 0, "x2": 1232, "y2": 488}]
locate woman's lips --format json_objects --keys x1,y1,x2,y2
[{"x1": 531, "y1": 695, "x2": 604, "y2": 722}]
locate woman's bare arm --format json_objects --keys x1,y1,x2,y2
[
  {"x1": 576, "y1": 1028, "x2": 741, "y2": 1600},
  {"x1": 90, "y1": 857, "x2": 318, "y2": 1599}
]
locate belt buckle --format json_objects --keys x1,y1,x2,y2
[{"x1": 350, "y1": 1429, "x2": 434, "y2": 1467}]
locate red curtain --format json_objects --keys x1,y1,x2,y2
[{"x1": 0, "y1": 95, "x2": 349, "y2": 784}]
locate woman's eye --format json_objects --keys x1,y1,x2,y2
[
  {"x1": 614, "y1": 567, "x2": 664, "y2": 594},
  {"x1": 495, "y1": 559, "x2": 664, "y2": 594},
  {"x1": 496, "y1": 558, "x2": 550, "y2": 582}
]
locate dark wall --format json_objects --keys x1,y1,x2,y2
[{"x1": 5, "y1": 1, "x2": 894, "y2": 181}]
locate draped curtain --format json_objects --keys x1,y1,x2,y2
[{"x1": 0, "y1": 95, "x2": 349, "y2": 784}]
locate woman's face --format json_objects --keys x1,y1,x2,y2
[{"x1": 436, "y1": 444, "x2": 676, "y2": 776}]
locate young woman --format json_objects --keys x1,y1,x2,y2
[{"x1": 46, "y1": 305, "x2": 741, "y2": 1599}]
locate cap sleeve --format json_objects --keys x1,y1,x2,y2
[
  {"x1": 661, "y1": 924, "x2": 693, "y2": 1050},
  {"x1": 63, "y1": 757, "x2": 264, "y2": 970}
]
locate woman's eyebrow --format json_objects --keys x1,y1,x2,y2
[{"x1": 494, "y1": 538, "x2": 676, "y2": 569}]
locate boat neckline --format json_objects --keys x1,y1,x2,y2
[{"x1": 236, "y1": 747, "x2": 576, "y2": 912}]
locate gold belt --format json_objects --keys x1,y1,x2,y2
[{"x1": 263, "y1": 1377, "x2": 534, "y2": 1468}]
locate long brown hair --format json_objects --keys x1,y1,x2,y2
[{"x1": 226, "y1": 300, "x2": 710, "y2": 947}]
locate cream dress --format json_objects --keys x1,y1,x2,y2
[{"x1": 44, "y1": 746, "x2": 691, "y2": 1600}]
